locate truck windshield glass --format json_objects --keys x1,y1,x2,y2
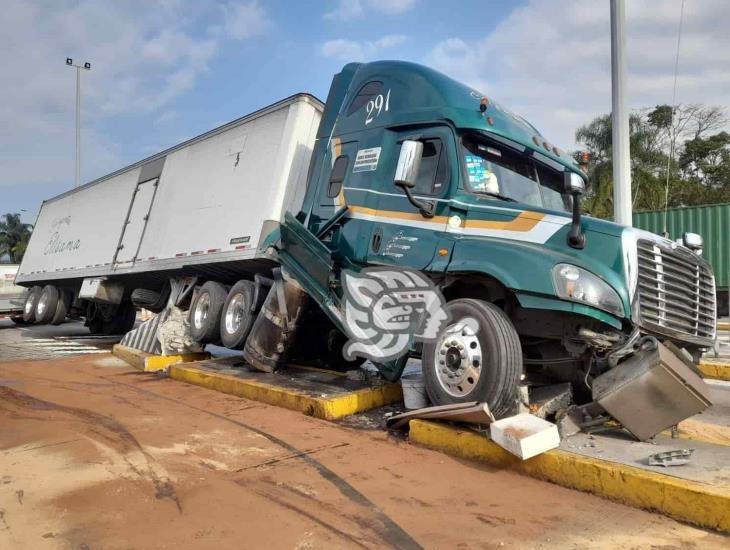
[{"x1": 461, "y1": 135, "x2": 571, "y2": 212}]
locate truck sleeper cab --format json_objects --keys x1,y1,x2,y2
[{"x1": 276, "y1": 60, "x2": 717, "y2": 417}]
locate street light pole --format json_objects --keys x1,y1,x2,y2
[
  {"x1": 610, "y1": 0, "x2": 632, "y2": 226},
  {"x1": 66, "y1": 58, "x2": 91, "y2": 189}
]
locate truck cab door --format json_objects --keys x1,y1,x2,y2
[
  {"x1": 364, "y1": 127, "x2": 456, "y2": 270},
  {"x1": 307, "y1": 138, "x2": 381, "y2": 265}
]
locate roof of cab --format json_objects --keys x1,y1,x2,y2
[{"x1": 336, "y1": 60, "x2": 581, "y2": 174}]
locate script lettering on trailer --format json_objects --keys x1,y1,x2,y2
[{"x1": 44, "y1": 216, "x2": 81, "y2": 255}]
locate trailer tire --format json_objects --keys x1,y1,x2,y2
[
  {"x1": 220, "y1": 280, "x2": 255, "y2": 349},
  {"x1": 22, "y1": 286, "x2": 42, "y2": 323},
  {"x1": 35, "y1": 285, "x2": 60, "y2": 324},
  {"x1": 131, "y1": 286, "x2": 169, "y2": 313},
  {"x1": 189, "y1": 281, "x2": 227, "y2": 344},
  {"x1": 422, "y1": 299, "x2": 522, "y2": 419},
  {"x1": 50, "y1": 289, "x2": 71, "y2": 325}
]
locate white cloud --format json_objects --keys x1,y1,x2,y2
[
  {"x1": 426, "y1": 0, "x2": 730, "y2": 149},
  {"x1": 324, "y1": 0, "x2": 416, "y2": 21},
  {"x1": 321, "y1": 35, "x2": 407, "y2": 61},
  {"x1": 0, "y1": 1, "x2": 269, "y2": 191},
  {"x1": 214, "y1": 1, "x2": 269, "y2": 39}
]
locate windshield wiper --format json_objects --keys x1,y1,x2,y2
[{"x1": 473, "y1": 191, "x2": 518, "y2": 203}]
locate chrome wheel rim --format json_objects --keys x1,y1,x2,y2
[
  {"x1": 224, "y1": 294, "x2": 245, "y2": 334},
  {"x1": 37, "y1": 294, "x2": 48, "y2": 317},
  {"x1": 25, "y1": 297, "x2": 34, "y2": 315},
  {"x1": 433, "y1": 317, "x2": 483, "y2": 398},
  {"x1": 193, "y1": 293, "x2": 210, "y2": 330}
]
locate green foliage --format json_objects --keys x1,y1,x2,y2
[
  {"x1": 575, "y1": 104, "x2": 730, "y2": 219},
  {"x1": 0, "y1": 213, "x2": 33, "y2": 264}
]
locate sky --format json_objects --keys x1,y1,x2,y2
[{"x1": 2, "y1": 0, "x2": 729, "y2": 223}]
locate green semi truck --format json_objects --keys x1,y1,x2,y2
[
  {"x1": 260, "y1": 61, "x2": 716, "y2": 417},
  {"x1": 19, "y1": 60, "x2": 717, "y2": 419}
]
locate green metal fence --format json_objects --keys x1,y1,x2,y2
[{"x1": 633, "y1": 203, "x2": 730, "y2": 290}]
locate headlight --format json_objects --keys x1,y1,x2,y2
[{"x1": 552, "y1": 264, "x2": 624, "y2": 318}]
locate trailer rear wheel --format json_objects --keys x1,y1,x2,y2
[
  {"x1": 220, "y1": 280, "x2": 255, "y2": 349},
  {"x1": 22, "y1": 286, "x2": 42, "y2": 323},
  {"x1": 422, "y1": 298, "x2": 522, "y2": 419},
  {"x1": 35, "y1": 285, "x2": 60, "y2": 324},
  {"x1": 50, "y1": 289, "x2": 72, "y2": 325},
  {"x1": 189, "y1": 281, "x2": 227, "y2": 344}
]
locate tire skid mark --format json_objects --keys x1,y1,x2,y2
[
  {"x1": 100, "y1": 375, "x2": 423, "y2": 550},
  {"x1": 236, "y1": 478, "x2": 372, "y2": 549},
  {"x1": 0, "y1": 385, "x2": 182, "y2": 513}
]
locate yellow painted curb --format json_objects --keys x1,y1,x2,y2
[
  {"x1": 112, "y1": 344, "x2": 210, "y2": 373},
  {"x1": 409, "y1": 419, "x2": 730, "y2": 533},
  {"x1": 168, "y1": 364, "x2": 403, "y2": 420},
  {"x1": 700, "y1": 360, "x2": 730, "y2": 382}
]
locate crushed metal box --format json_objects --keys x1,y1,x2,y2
[{"x1": 592, "y1": 339, "x2": 712, "y2": 441}]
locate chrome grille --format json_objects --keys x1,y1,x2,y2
[{"x1": 636, "y1": 239, "x2": 716, "y2": 344}]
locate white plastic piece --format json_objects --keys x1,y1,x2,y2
[{"x1": 489, "y1": 413, "x2": 560, "y2": 460}]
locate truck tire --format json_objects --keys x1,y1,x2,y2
[
  {"x1": 219, "y1": 280, "x2": 255, "y2": 349},
  {"x1": 22, "y1": 286, "x2": 42, "y2": 323},
  {"x1": 131, "y1": 286, "x2": 169, "y2": 313},
  {"x1": 422, "y1": 299, "x2": 522, "y2": 418},
  {"x1": 35, "y1": 285, "x2": 60, "y2": 324},
  {"x1": 103, "y1": 303, "x2": 137, "y2": 335},
  {"x1": 189, "y1": 281, "x2": 227, "y2": 344},
  {"x1": 50, "y1": 289, "x2": 72, "y2": 325}
]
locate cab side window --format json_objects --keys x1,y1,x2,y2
[
  {"x1": 327, "y1": 155, "x2": 349, "y2": 198},
  {"x1": 413, "y1": 139, "x2": 448, "y2": 195}
]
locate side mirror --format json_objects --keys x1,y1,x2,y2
[
  {"x1": 564, "y1": 171, "x2": 586, "y2": 196},
  {"x1": 394, "y1": 140, "x2": 423, "y2": 189},
  {"x1": 564, "y1": 171, "x2": 586, "y2": 249},
  {"x1": 393, "y1": 140, "x2": 434, "y2": 218}
]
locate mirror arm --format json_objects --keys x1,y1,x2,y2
[
  {"x1": 567, "y1": 193, "x2": 586, "y2": 249},
  {"x1": 399, "y1": 184, "x2": 435, "y2": 218}
]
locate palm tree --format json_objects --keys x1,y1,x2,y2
[{"x1": 0, "y1": 213, "x2": 33, "y2": 264}]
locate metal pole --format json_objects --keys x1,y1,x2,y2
[
  {"x1": 75, "y1": 66, "x2": 81, "y2": 188},
  {"x1": 610, "y1": 0, "x2": 632, "y2": 226}
]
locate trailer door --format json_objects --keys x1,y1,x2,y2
[{"x1": 113, "y1": 177, "x2": 158, "y2": 266}]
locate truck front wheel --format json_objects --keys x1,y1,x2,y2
[{"x1": 422, "y1": 299, "x2": 522, "y2": 419}]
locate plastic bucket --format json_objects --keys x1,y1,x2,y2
[{"x1": 401, "y1": 372, "x2": 428, "y2": 410}]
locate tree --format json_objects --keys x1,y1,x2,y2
[
  {"x1": 575, "y1": 104, "x2": 730, "y2": 219},
  {"x1": 0, "y1": 213, "x2": 33, "y2": 264}
]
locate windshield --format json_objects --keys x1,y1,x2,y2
[{"x1": 461, "y1": 135, "x2": 572, "y2": 213}]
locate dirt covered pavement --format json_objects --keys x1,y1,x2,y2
[{"x1": 0, "y1": 354, "x2": 727, "y2": 549}]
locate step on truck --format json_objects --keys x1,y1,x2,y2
[{"x1": 17, "y1": 61, "x2": 717, "y2": 418}]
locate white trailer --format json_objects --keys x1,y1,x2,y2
[{"x1": 17, "y1": 94, "x2": 323, "y2": 336}]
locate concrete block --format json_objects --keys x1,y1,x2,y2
[{"x1": 490, "y1": 413, "x2": 560, "y2": 460}]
